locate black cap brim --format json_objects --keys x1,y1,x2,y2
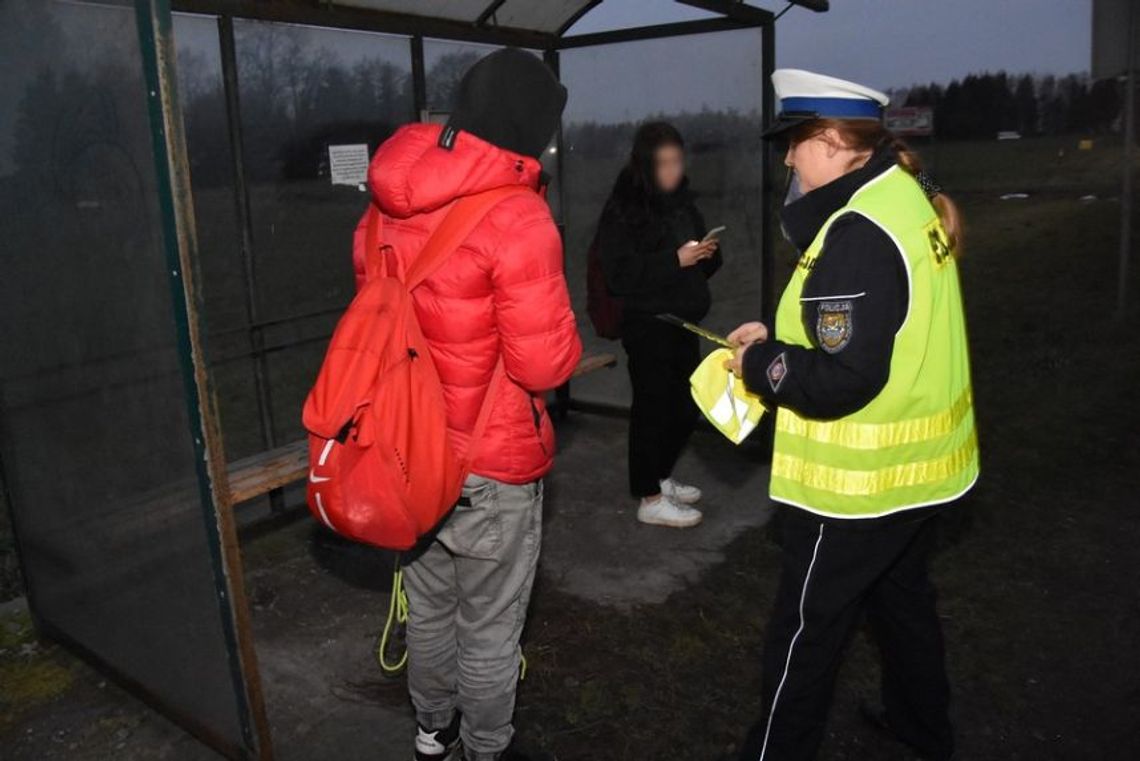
[{"x1": 761, "y1": 111, "x2": 818, "y2": 140}]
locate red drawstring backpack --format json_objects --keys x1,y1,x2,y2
[{"x1": 302, "y1": 186, "x2": 529, "y2": 550}]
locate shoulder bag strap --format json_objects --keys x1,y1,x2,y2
[
  {"x1": 361, "y1": 205, "x2": 387, "y2": 282},
  {"x1": 404, "y1": 185, "x2": 532, "y2": 290},
  {"x1": 461, "y1": 356, "x2": 507, "y2": 476}
]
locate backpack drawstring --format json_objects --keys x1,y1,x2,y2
[
  {"x1": 376, "y1": 556, "x2": 409, "y2": 676},
  {"x1": 375, "y1": 555, "x2": 528, "y2": 681}
]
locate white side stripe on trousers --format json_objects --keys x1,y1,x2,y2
[{"x1": 758, "y1": 522, "x2": 825, "y2": 761}]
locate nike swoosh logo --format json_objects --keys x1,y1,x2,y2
[{"x1": 309, "y1": 470, "x2": 331, "y2": 483}]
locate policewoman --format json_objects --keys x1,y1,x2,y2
[{"x1": 726, "y1": 70, "x2": 979, "y2": 761}]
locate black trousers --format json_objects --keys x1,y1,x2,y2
[
  {"x1": 738, "y1": 510, "x2": 954, "y2": 761},
  {"x1": 622, "y1": 318, "x2": 700, "y2": 498}
]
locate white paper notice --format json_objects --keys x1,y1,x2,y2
[{"x1": 328, "y1": 143, "x2": 369, "y2": 186}]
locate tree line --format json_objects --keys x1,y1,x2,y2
[{"x1": 892, "y1": 71, "x2": 1122, "y2": 140}]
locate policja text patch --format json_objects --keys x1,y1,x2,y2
[{"x1": 816, "y1": 300, "x2": 853, "y2": 354}]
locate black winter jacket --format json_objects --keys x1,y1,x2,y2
[
  {"x1": 742, "y1": 148, "x2": 910, "y2": 419},
  {"x1": 595, "y1": 174, "x2": 722, "y2": 323}
]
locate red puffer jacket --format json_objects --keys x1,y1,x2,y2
[{"x1": 354, "y1": 123, "x2": 582, "y2": 484}]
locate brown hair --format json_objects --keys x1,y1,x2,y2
[{"x1": 789, "y1": 118, "x2": 963, "y2": 253}]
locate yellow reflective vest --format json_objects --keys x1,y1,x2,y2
[
  {"x1": 690, "y1": 348, "x2": 767, "y2": 445},
  {"x1": 770, "y1": 165, "x2": 979, "y2": 518}
]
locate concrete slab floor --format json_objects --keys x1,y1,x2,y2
[
  {"x1": 2, "y1": 411, "x2": 776, "y2": 760},
  {"x1": 541, "y1": 413, "x2": 774, "y2": 610}
]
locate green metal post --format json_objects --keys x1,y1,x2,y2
[{"x1": 133, "y1": 1, "x2": 273, "y2": 757}]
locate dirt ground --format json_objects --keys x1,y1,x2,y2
[{"x1": 3, "y1": 137, "x2": 1140, "y2": 760}]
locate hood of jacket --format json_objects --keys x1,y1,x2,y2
[
  {"x1": 446, "y1": 47, "x2": 566, "y2": 160},
  {"x1": 368, "y1": 123, "x2": 543, "y2": 219}
]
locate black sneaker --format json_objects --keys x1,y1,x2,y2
[
  {"x1": 415, "y1": 713, "x2": 461, "y2": 761},
  {"x1": 859, "y1": 700, "x2": 893, "y2": 736},
  {"x1": 858, "y1": 701, "x2": 955, "y2": 761}
]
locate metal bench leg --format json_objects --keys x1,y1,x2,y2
[{"x1": 555, "y1": 381, "x2": 570, "y2": 421}]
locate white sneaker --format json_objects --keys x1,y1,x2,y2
[
  {"x1": 660, "y1": 477, "x2": 702, "y2": 504},
  {"x1": 414, "y1": 721, "x2": 461, "y2": 761},
  {"x1": 637, "y1": 495, "x2": 703, "y2": 528}
]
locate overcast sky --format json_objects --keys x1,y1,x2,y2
[
  {"x1": 570, "y1": 1, "x2": 1092, "y2": 92},
  {"x1": 558, "y1": 0, "x2": 1093, "y2": 122}
]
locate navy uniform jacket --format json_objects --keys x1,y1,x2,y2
[{"x1": 743, "y1": 150, "x2": 910, "y2": 419}]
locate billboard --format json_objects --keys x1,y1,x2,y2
[{"x1": 885, "y1": 106, "x2": 934, "y2": 137}]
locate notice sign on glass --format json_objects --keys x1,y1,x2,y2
[{"x1": 328, "y1": 144, "x2": 370, "y2": 186}]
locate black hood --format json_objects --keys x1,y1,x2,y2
[{"x1": 446, "y1": 48, "x2": 567, "y2": 160}]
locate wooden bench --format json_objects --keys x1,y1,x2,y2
[
  {"x1": 226, "y1": 352, "x2": 617, "y2": 505},
  {"x1": 227, "y1": 440, "x2": 309, "y2": 505},
  {"x1": 569, "y1": 352, "x2": 618, "y2": 377}
]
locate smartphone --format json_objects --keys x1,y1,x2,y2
[{"x1": 701, "y1": 225, "x2": 727, "y2": 244}]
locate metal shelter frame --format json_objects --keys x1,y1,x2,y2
[{"x1": 4, "y1": 1, "x2": 818, "y2": 757}]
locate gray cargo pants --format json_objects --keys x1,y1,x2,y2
[{"x1": 403, "y1": 474, "x2": 543, "y2": 761}]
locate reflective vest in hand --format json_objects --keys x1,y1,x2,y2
[
  {"x1": 691, "y1": 348, "x2": 767, "y2": 445},
  {"x1": 770, "y1": 165, "x2": 979, "y2": 518}
]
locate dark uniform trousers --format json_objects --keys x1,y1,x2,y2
[
  {"x1": 739, "y1": 510, "x2": 954, "y2": 761},
  {"x1": 622, "y1": 318, "x2": 700, "y2": 498}
]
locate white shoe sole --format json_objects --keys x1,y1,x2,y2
[{"x1": 637, "y1": 509, "x2": 703, "y2": 528}]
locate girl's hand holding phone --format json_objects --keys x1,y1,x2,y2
[{"x1": 678, "y1": 240, "x2": 718, "y2": 267}]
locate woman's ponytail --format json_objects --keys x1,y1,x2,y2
[
  {"x1": 792, "y1": 118, "x2": 965, "y2": 255},
  {"x1": 889, "y1": 136, "x2": 963, "y2": 254}
]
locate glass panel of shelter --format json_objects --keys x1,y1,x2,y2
[
  {"x1": 173, "y1": 12, "x2": 266, "y2": 464},
  {"x1": 172, "y1": 19, "x2": 415, "y2": 488},
  {"x1": 232, "y1": 20, "x2": 415, "y2": 453},
  {"x1": 558, "y1": 29, "x2": 766, "y2": 408},
  {"x1": 0, "y1": 0, "x2": 250, "y2": 751},
  {"x1": 167, "y1": 17, "x2": 761, "y2": 480}
]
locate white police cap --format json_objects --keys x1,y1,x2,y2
[{"x1": 764, "y1": 68, "x2": 890, "y2": 138}]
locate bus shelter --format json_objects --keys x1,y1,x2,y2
[{"x1": 0, "y1": 0, "x2": 805, "y2": 756}]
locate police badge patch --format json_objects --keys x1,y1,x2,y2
[
  {"x1": 767, "y1": 352, "x2": 788, "y2": 393},
  {"x1": 816, "y1": 300, "x2": 853, "y2": 354}
]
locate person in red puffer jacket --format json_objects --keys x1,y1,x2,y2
[{"x1": 360, "y1": 49, "x2": 579, "y2": 761}]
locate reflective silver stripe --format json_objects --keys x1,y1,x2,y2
[
  {"x1": 798, "y1": 291, "x2": 866, "y2": 302},
  {"x1": 759, "y1": 523, "x2": 825, "y2": 761}
]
